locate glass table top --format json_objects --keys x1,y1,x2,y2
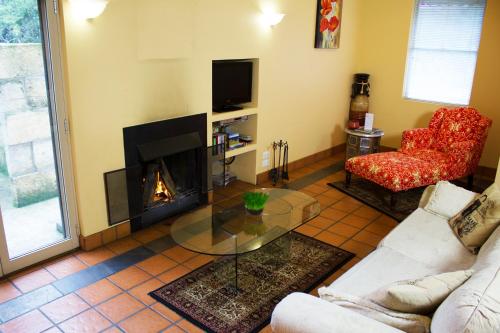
[{"x1": 170, "y1": 188, "x2": 321, "y2": 255}]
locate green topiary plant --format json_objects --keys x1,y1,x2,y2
[{"x1": 243, "y1": 191, "x2": 269, "y2": 214}]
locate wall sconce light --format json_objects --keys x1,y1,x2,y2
[
  {"x1": 262, "y1": 12, "x2": 285, "y2": 27},
  {"x1": 69, "y1": 0, "x2": 109, "y2": 20}
]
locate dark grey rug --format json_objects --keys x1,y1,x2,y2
[
  {"x1": 149, "y1": 232, "x2": 354, "y2": 333},
  {"x1": 328, "y1": 179, "x2": 425, "y2": 221}
]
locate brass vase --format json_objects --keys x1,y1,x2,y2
[{"x1": 349, "y1": 73, "x2": 370, "y2": 126}]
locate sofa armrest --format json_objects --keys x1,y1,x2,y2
[
  {"x1": 400, "y1": 128, "x2": 434, "y2": 152},
  {"x1": 271, "y1": 293, "x2": 404, "y2": 333}
]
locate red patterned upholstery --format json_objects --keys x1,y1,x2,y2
[{"x1": 345, "y1": 107, "x2": 492, "y2": 192}]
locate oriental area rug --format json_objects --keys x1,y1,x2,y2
[
  {"x1": 328, "y1": 179, "x2": 425, "y2": 221},
  {"x1": 150, "y1": 232, "x2": 354, "y2": 333}
]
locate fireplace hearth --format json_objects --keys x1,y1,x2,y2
[{"x1": 104, "y1": 114, "x2": 216, "y2": 231}]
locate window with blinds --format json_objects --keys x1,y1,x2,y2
[{"x1": 404, "y1": 0, "x2": 486, "y2": 105}]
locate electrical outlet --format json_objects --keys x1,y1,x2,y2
[{"x1": 262, "y1": 151, "x2": 270, "y2": 168}]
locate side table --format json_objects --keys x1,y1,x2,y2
[{"x1": 345, "y1": 128, "x2": 384, "y2": 161}]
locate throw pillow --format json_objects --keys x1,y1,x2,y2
[
  {"x1": 318, "y1": 288, "x2": 431, "y2": 333},
  {"x1": 449, "y1": 183, "x2": 500, "y2": 253},
  {"x1": 368, "y1": 270, "x2": 473, "y2": 315},
  {"x1": 423, "y1": 181, "x2": 477, "y2": 219}
]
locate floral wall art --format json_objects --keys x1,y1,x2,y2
[{"x1": 315, "y1": 0, "x2": 342, "y2": 49}]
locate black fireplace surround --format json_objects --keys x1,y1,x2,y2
[{"x1": 104, "y1": 114, "x2": 209, "y2": 231}]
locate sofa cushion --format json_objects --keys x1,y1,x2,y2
[
  {"x1": 418, "y1": 185, "x2": 435, "y2": 208},
  {"x1": 431, "y1": 225, "x2": 500, "y2": 333},
  {"x1": 329, "y1": 246, "x2": 438, "y2": 296},
  {"x1": 369, "y1": 270, "x2": 473, "y2": 315},
  {"x1": 475, "y1": 225, "x2": 500, "y2": 270},
  {"x1": 271, "y1": 293, "x2": 405, "y2": 333},
  {"x1": 318, "y1": 290, "x2": 431, "y2": 333},
  {"x1": 379, "y1": 208, "x2": 475, "y2": 270},
  {"x1": 423, "y1": 181, "x2": 477, "y2": 219},
  {"x1": 449, "y1": 183, "x2": 500, "y2": 253},
  {"x1": 431, "y1": 266, "x2": 500, "y2": 333}
]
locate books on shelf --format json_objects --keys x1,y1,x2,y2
[
  {"x1": 212, "y1": 130, "x2": 252, "y2": 152},
  {"x1": 212, "y1": 133, "x2": 226, "y2": 146},
  {"x1": 228, "y1": 141, "x2": 244, "y2": 150}
]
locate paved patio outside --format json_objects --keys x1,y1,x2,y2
[{"x1": 0, "y1": 173, "x2": 63, "y2": 258}]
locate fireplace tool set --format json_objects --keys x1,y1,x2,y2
[{"x1": 270, "y1": 140, "x2": 289, "y2": 186}]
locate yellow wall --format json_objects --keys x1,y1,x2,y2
[
  {"x1": 356, "y1": 0, "x2": 500, "y2": 168},
  {"x1": 63, "y1": 0, "x2": 499, "y2": 237},
  {"x1": 62, "y1": 0, "x2": 361, "y2": 236}
]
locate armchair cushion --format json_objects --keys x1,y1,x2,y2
[
  {"x1": 346, "y1": 152, "x2": 450, "y2": 192},
  {"x1": 445, "y1": 140, "x2": 479, "y2": 177},
  {"x1": 433, "y1": 107, "x2": 486, "y2": 151},
  {"x1": 400, "y1": 128, "x2": 435, "y2": 152}
]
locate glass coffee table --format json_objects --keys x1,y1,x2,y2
[{"x1": 170, "y1": 188, "x2": 320, "y2": 288}]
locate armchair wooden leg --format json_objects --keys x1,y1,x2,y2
[
  {"x1": 467, "y1": 174, "x2": 474, "y2": 190},
  {"x1": 345, "y1": 171, "x2": 352, "y2": 188}
]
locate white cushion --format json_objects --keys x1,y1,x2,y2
[
  {"x1": 369, "y1": 270, "x2": 473, "y2": 314},
  {"x1": 431, "y1": 226, "x2": 500, "y2": 333},
  {"x1": 329, "y1": 246, "x2": 438, "y2": 296},
  {"x1": 423, "y1": 181, "x2": 477, "y2": 219},
  {"x1": 379, "y1": 208, "x2": 475, "y2": 270},
  {"x1": 418, "y1": 185, "x2": 435, "y2": 208},
  {"x1": 271, "y1": 292, "x2": 404, "y2": 333},
  {"x1": 475, "y1": 225, "x2": 500, "y2": 270},
  {"x1": 318, "y1": 290, "x2": 431, "y2": 333},
  {"x1": 431, "y1": 267, "x2": 500, "y2": 333}
]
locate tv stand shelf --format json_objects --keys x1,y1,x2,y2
[
  {"x1": 225, "y1": 143, "x2": 257, "y2": 158},
  {"x1": 211, "y1": 108, "x2": 258, "y2": 122}
]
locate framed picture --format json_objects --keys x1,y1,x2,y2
[{"x1": 314, "y1": 0, "x2": 342, "y2": 49}]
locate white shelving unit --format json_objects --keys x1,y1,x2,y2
[{"x1": 208, "y1": 58, "x2": 259, "y2": 184}]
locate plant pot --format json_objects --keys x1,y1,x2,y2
[{"x1": 245, "y1": 207, "x2": 263, "y2": 215}]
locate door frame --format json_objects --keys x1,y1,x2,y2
[{"x1": 0, "y1": 0, "x2": 80, "y2": 275}]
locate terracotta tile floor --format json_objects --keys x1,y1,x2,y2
[{"x1": 0, "y1": 154, "x2": 398, "y2": 332}]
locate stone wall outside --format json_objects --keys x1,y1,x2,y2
[{"x1": 0, "y1": 43, "x2": 58, "y2": 207}]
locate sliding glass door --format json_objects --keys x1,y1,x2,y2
[{"x1": 0, "y1": 0, "x2": 79, "y2": 274}]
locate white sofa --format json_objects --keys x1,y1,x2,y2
[{"x1": 271, "y1": 180, "x2": 500, "y2": 332}]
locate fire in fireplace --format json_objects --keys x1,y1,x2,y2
[{"x1": 143, "y1": 159, "x2": 176, "y2": 206}]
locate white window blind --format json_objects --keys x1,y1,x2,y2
[{"x1": 404, "y1": 0, "x2": 486, "y2": 105}]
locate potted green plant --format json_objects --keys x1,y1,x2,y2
[{"x1": 243, "y1": 191, "x2": 269, "y2": 215}]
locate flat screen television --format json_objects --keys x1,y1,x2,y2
[{"x1": 212, "y1": 61, "x2": 253, "y2": 112}]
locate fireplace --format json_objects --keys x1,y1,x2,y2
[{"x1": 104, "y1": 114, "x2": 210, "y2": 231}]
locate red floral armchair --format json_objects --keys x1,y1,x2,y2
[{"x1": 345, "y1": 107, "x2": 492, "y2": 193}]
